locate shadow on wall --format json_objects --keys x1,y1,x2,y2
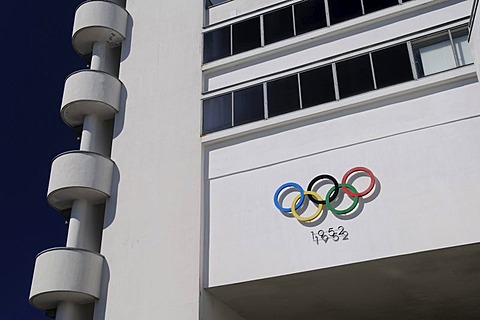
[{"x1": 93, "y1": 259, "x2": 110, "y2": 320}]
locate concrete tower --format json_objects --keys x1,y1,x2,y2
[{"x1": 31, "y1": 0, "x2": 480, "y2": 319}]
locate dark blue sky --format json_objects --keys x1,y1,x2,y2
[{"x1": 1, "y1": 1, "x2": 85, "y2": 318}]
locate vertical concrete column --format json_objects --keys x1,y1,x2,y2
[
  {"x1": 66, "y1": 200, "x2": 104, "y2": 252},
  {"x1": 56, "y1": 301, "x2": 93, "y2": 320},
  {"x1": 80, "y1": 114, "x2": 113, "y2": 156}
]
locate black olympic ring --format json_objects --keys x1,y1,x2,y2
[{"x1": 307, "y1": 174, "x2": 339, "y2": 205}]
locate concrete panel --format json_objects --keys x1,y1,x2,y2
[{"x1": 205, "y1": 81, "x2": 480, "y2": 287}]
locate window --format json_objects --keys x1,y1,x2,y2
[
  {"x1": 264, "y1": 7, "x2": 294, "y2": 45},
  {"x1": 202, "y1": 26, "x2": 473, "y2": 135},
  {"x1": 203, "y1": 94, "x2": 232, "y2": 134},
  {"x1": 371, "y1": 44, "x2": 413, "y2": 89},
  {"x1": 233, "y1": 17, "x2": 261, "y2": 54},
  {"x1": 294, "y1": 0, "x2": 327, "y2": 35},
  {"x1": 203, "y1": 26, "x2": 231, "y2": 63},
  {"x1": 336, "y1": 54, "x2": 374, "y2": 98},
  {"x1": 267, "y1": 75, "x2": 300, "y2": 117},
  {"x1": 413, "y1": 29, "x2": 474, "y2": 77},
  {"x1": 413, "y1": 33, "x2": 455, "y2": 77},
  {"x1": 300, "y1": 66, "x2": 336, "y2": 108},
  {"x1": 328, "y1": 0, "x2": 363, "y2": 25},
  {"x1": 234, "y1": 85, "x2": 265, "y2": 126},
  {"x1": 451, "y1": 28, "x2": 474, "y2": 66},
  {"x1": 363, "y1": 0, "x2": 399, "y2": 14}
]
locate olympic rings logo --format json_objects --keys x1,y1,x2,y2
[{"x1": 273, "y1": 167, "x2": 376, "y2": 222}]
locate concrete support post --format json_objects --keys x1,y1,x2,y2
[
  {"x1": 80, "y1": 114, "x2": 113, "y2": 157},
  {"x1": 66, "y1": 200, "x2": 103, "y2": 252}
]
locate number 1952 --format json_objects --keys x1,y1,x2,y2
[{"x1": 311, "y1": 226, "x2": 349, "y2": 244}]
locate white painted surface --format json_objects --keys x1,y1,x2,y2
[
  {"x1": 206, "y1": 80, "x2": 480, "y2": 287},
  {"x1": 94, "y1": 0, "x2": 244, "y2": 319},
  {"x1": 90, "y1": 0, "x2": 480, "y2": 318}
]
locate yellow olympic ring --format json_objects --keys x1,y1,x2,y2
[{"x1": 291, "y1": 191, "x2": 323, "y2": 222}]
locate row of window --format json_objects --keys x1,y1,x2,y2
[
  {"x1": 202, "y1": 27, "x2": 472, "y2": 135},
  {"x1": 204, "y1": 0, "x2": 413, "y2": 62}
]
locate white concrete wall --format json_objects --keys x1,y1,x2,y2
[
  {"x1": 95, "y1": 1, "x2": 243, "y2": 319},
  {"x1": 205, "y1": 77, "x2": 480, "y2": 287}
]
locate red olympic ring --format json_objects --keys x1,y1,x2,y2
[{"x1": 341, "y1": 166, "x2": 375, "y2": 197}]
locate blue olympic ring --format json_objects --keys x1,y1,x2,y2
[{"x1": 273, "y1": 182, "x2": 305, "y2": 213}]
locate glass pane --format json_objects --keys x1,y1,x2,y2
[
  {"x1": 202, "y1": 94, "x2": 232, "y2": 134},
  {"x1": 300, "y1": 66, "x2": 335, "y2": 108},
  {"x1": 371, "y1": 44, "x2": 413, "y2": 89},
  {"x1": 452, "y1": 33, "x2": 474, "y2": 66},
  {"x1": 294, "y1": 0, "x2": 327, "y2": 35},
  {"x1": 328, "y1": 0, "x2": 363, "y2": 25},
  {"x1": 264, "y1": 7, "x2": 294, "y2": 45},
  {"x1": 336, "y1": 54, "x2": 375, "y2": 98},
  {"x1": 234, "y1": 85, "x2": 265, "y2": 126},
  {"x1": 203, "y1": 26, "x2": 231, "y2": 63},
  {"x1": 267, "y1": 75, "x2": 300, "y2": 117},
  {"x1": 363, "y1": 0, "x2": 399, "y2": 14},
  {"x1": 233, "y1": 17, "x2": 261, "y2": 54},
  {"x1": 413, "y1": 34, "x2": 456, "y2": 77}
]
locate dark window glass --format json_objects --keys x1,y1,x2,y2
[
  {"x1": 363, "y1": 0, "x2": 399, "y2": 14},
  {"x1": 202, "y1": 94, "x2": 232, "y2": 134},
  {"x1": 267, "y1": 75, "x2": 300, "y2": 117},
  {"x1": 233, "y1": 17, "x2": 261, "y2": 54},
  {"x1": 328, "y1": 0, "x2": 363, "y2": 25},
  {"x1": 206, "y1": 0, "x2": 230, "y2": 8},
  {"x1": 294, "y1": 0, "x2": 327, "y2": 35},
  {"x1": 264, "y1": 7, "x2": 294, "y2": 45},
  {"x1": 300, "y1": 66, "x2": 336, "y2": 108},
  {"x1": 234, "y1": 85, "x2": 264, "y2": 126},
  {"x1": 336, "y1": 54, "x2": 374, "y2": 98},
  {"x1": 372, "y1": 44, "x2": 413, "y2": 89},
  {"x1": 204, "y1": 26, "x2": 231, "y2": 63}
]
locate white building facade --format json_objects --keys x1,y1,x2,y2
[{"x1": 31, "y1": 0, "x2": 480, "y2": 319}]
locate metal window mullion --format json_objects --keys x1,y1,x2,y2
[
  {"x1": 360, "y1": 0, "x2": 365, "y2": 15},
  {"x1": 230, "y1": 25, "x2": 233, "y2": 55},
  {"x1": 448, "y1": 29, "x2": 460, "y2": 67},
  {"x1": 332, "y1": 63, "x2": 340, "y2": 100},
  {"x1": 231, "y1": 92, "x2": 235, "y2": 127},
  {"x1": 406, "y1": 41, "x2": 419, "y2": 80},
  {"x1": 324, "y1": 0, "x2": 331, "y2": 27},
  {"x1": 369, "y1": 52, "x2": 377, "y2": 90},
  {"x1": 292, "y1": 5, "x2": 297, "y2": 36},
  {"x1": 297, "y1": 73, "x2": 303, "y2": 109},
  {"x1": 260, "y1": 15, "x2": 265, "y2": 47},
  {"x1": 263, "y1": 83, "x2": 269, "y2": 119}
]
